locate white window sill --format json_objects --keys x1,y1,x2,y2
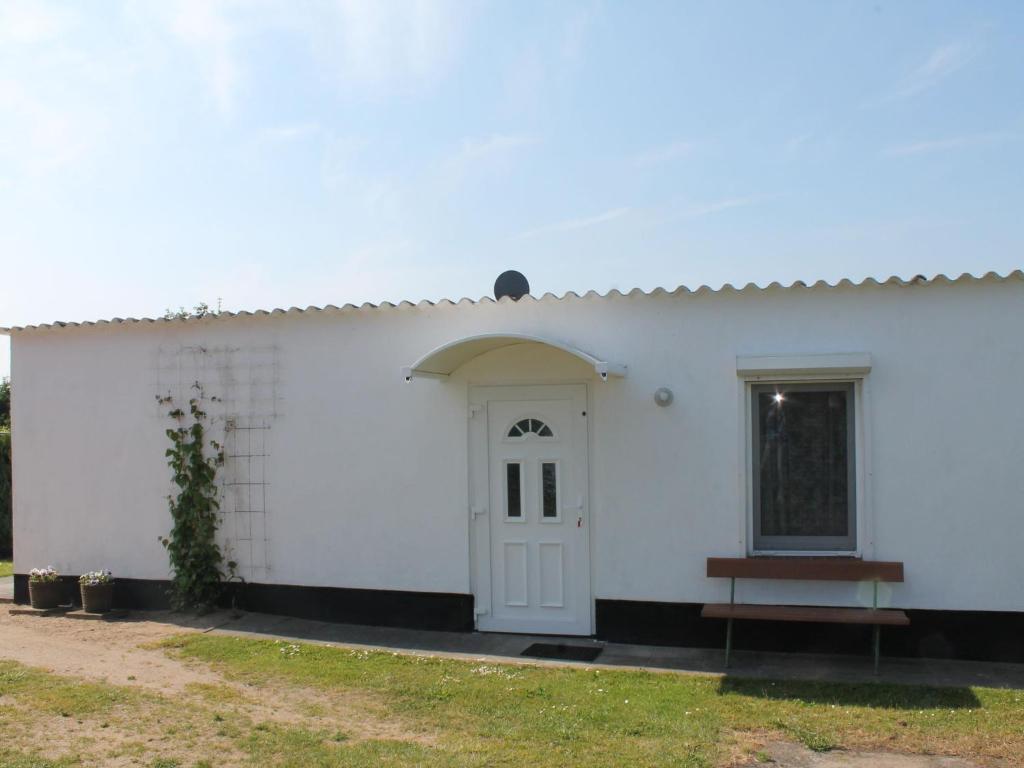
[{"x1": 750, "y1": 550, "x2": 861, "y2": 558}]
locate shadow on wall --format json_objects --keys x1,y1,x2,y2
[{"x1": 717, "y1": 676, "x2": 982, "y2": 709}]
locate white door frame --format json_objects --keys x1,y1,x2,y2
[{"x1": 469, "y1": 384, "x2": 592, "y2": 635}]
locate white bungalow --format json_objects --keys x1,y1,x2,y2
[{"x1": 5, "y1": 270, "x2": 1024, "y2": 662}]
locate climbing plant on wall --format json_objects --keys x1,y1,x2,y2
[{"x1": 158, "y1": 384, "x2": 226, "y2": 611}]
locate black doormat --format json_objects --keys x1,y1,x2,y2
[{"x1": 521, "y1": 642, "x2": 603, "y2": 662}]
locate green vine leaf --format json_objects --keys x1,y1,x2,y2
[{"x1": 160, "y1": 389, "x2": 226, "y2": 613}]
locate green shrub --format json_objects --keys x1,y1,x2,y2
[
  {"x1": 0, "y1": 378, "x2": 9, "y2": 428},
  {"x1": 0, "y1": 429, "x2": 10, "y2": 558}
]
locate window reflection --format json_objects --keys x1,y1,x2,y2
[
  {"x1": 506, "y1": 463, "x2": 522, "y2": 518},
  {"x1": 542, "y1": 462, "x2": 557, "y2": 518}
]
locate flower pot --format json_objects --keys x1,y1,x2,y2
[
  {"x1": 80, "y1": 582, "x2": 114, "y2": 613},
  {"x1": 28, "y1": 580, "x2": 63, "y2": 610}
]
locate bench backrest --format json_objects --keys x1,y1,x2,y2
[{"x1": 707, "y1": 557, "x2": 904, "y2": 582}]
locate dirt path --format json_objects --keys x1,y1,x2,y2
[
  {"x1": 0, "y1": 606, "x2": 223, "y2": 692},
  {"x1": 0, "y1": 605, "x2": 436, "y2": 762}
]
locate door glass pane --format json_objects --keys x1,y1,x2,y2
[
  {"x1": 542, "y1": 462, "x2": 557, "y2": 518},
  {"x1": 506, "y1": 463, "x2": 522, "y2": 518},
  {"x1": 756, "y1": 387, "x2": 850, "y2": 538},
  {"x1": 507, "y1": 418, "x2": 554, "y2": 438}
]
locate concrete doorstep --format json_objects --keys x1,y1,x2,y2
[
  {"x1": 8, "y1": 604, "x2": 131, "y2": 620},
  {"x1": 8, "y1": 605, "x2": 72, "y2": 617}
]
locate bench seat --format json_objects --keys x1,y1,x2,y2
[
  {"x1": 703, "y1": 556, "x2": 909, "y2": 672},
  {"x1": 707, "y1": 557, "x2": 904, "y2": 582},
  {"x1": 701, "y1": 603, "x2": 909, "y2": 626}
]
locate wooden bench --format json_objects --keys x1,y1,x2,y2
[{"x1": 701, "y1": 557, "x2": 909, "y2": 673}]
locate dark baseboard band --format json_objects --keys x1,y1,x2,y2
[
  {"x1": 595, "y1": 598, "x2": 1024, "y2": 664},
  {"x1": 223, "y1": 581, "x2": 474, "y2": 632},
  {"x1": 12, "y1": 575, "x2": 474, "y2": 633}
]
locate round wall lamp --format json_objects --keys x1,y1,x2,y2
[{"x1": 653, "y1": 387, "x2": 674, "y2": 407}]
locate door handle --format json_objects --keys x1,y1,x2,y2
[
  {"x1": 559, "y1": 495, "x2": 584, "y2": 525},
  {"x1": 470, "y1": 506, "x2": 487, "y2": 518}
]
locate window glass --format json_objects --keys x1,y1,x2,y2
[
  {"x1": 542, "y1": 462, "x2": 557, "y2": 518},
  {"x1": 506, "y1": 463, "x2": 522, "y2": 518},
  {"x1": 506, "y1": 419, "x2": 555, "y2": 439},
  {"x1": 752, "y1": 384, "x2": 855, "y2": 550}
]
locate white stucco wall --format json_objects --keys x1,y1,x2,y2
[{"x1": 9, "y1": 277, "x2": 1024, "y2": 612}]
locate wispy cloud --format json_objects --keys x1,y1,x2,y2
[
  {"x1": 0, "y1": 1, "x2": 139, "y2": 180},
  {"x1": 255, "y1": 122, "x2": 322, "y2": 145},
  {"x1": 0, "y1": 77, "x2": 106, "y2": 174},
  {"x1": 143, "y1": 0, "x2": 466, "y2": 117},
  {"x1": 514, "y1": 207, "x2": 630, "y2": 240},
  {"x1": 439, "y1": 132, "x2": 539, "y2": 188},
  {"x1": 162, "y1": 0, "x2": 240, "y2": 116},
  {"x1": 454, "y1": 133, "x2": 539, "y2": 164},
  {"x1": 0, "y1": 0, "x2": 76, "y2": 44},
  {"x1": 678, "y1": 196, "x2": 767, "y2": 219},
  {"x1": 317, "y1": 0, "x2": 464, "y2": 90},
  {"x1": 883, "y1": 132, "x2": 1008, "y2": 157},
  {"x1": 560, "y1": 4, "x2": 600, "y2": 65},
  {"x1": 320, "y1": 134, "x2": 368, "y2": 189},
  {"x1": 784, "y1": 133, "x2": 814, "y2": 156},
  {"x1": 630, "y1": 140, "x2": 694, "y2": 168},
  {"x1": 885, "y1": 40, "x2": 979, "y2": 102}
]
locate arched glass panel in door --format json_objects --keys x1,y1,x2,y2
[{"x1": 506, "y1": 418, "x2": 554, "y2": 439}]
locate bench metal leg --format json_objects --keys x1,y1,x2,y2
[
  {"x1": 725, "y1": 617, "x2": 734, "y2": 668},
  {"x1": 872, "y1": 580, "x2": 881, "y2": 674},
  {"x1": 873, "y1": 625, "x2": 881, "y2": 675},
  {"x1": 725, "y1": 576, "x2": 735, "y2": 668}
]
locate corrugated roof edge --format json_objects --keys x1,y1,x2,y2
[{"x1": 2, "y1": 269, "x2": 1022, "y2": 335}]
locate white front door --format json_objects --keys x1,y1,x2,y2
[{"x1": 469, "y1": 385, "x2": 591, "y2": 635}]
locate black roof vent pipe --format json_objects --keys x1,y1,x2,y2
[{"x1": 494, "y1": 270, "x2": 530, "y2": 301}]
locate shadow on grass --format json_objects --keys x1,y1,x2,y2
[{"x1": 717, "y1": 675, "x2": 982, "y2": 709}]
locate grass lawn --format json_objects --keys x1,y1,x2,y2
[
  {"x1": 0, "y1": 560, "x2": 11, "y2": 578},
  {"x1": 2, "y1": 635, "x2": 1023, "y2": 767}
]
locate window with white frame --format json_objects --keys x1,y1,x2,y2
[{"x1": 750, "y1": 382, "x2": 856, "y2": 552}]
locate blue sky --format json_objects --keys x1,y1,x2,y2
[{"x1": 1, "y1": 1, "x2": 1023, "y2": 378}]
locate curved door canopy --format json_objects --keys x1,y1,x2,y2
[{"x1": 402, "y1": 333, "x2": 627, "y2": 382}]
